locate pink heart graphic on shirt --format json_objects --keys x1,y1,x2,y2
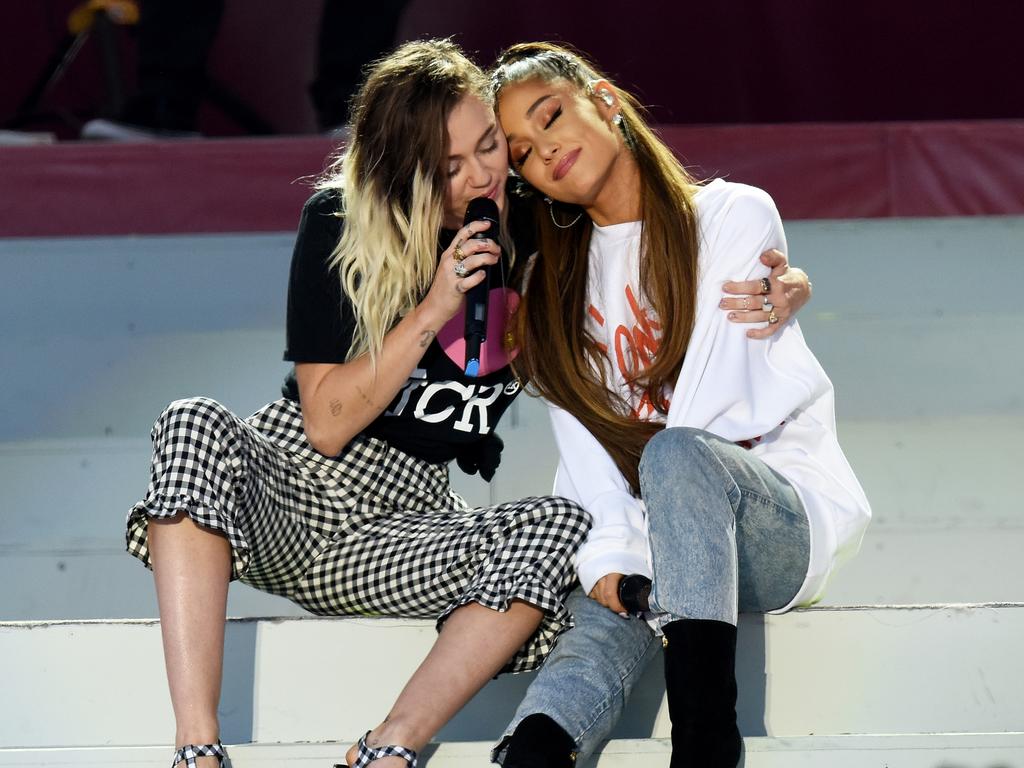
[{"x1": 437, "y1": 288, "x2": 520, "y2": 376}]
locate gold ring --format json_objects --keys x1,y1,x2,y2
[
  {"x1": 743, "y1": 296, "x2": 750, "y2": 310},
  {"x1": 768, "y1": 310, "x2": 779, "y2": 325},
  {"x1": 453, "y1": 243, "x2": 466, "y2": 262}
]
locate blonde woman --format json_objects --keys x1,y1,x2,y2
[{"x1": 125, "y1": 40, "x2": 592, "y2": 768}]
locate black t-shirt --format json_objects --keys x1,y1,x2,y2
[{"x1": 282, "y1": 187, "x2": 536, "y2": 469}]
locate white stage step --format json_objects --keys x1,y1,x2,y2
[
  {"x1": 3, "y1": 604, "x2": 1023, "y2": 755},
  {"x1": 3, "y1": 734, "x2": 1024, "y2": 767}
]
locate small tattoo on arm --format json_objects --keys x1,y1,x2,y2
[
  {"x1": 356, "y1": 385, "x2": 376, "y2": 408},
  {"x1": 329, "y1": 399, "x2": 343, "y2": 417},
  {"x1": 419, "y1": 329, "x2": 436, "y2": 348}
]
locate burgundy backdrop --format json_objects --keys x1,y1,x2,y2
[
  {"x1": 3, "y1": 0, "x2": 1023, "y2": 137},
  {"x1": 2, "y1": 1, "x2": 1022, "y2": 235}
]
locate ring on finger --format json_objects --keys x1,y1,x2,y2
[
  {"x1": 760, "y1": 277, "x2": 771, "y2": 295},
  {"x1": 453, "y1": 242, "x2": 466, "y2": 262},
  {"x1": 762, "y1": 296, "x2": 774, "y2": 312},
  {"x1": 454, "y1": 261, "x2": 468, "y2": 278},
  {"x1": 742, "y1": 296, "x2": 750, "y2": 310},
  {"x1": 768, "y1": 309, "x2": 779, "y2": 325}
]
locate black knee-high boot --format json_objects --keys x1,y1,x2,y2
[
  {"x1": 501, "y1": 713, "x2": 578, "y2": 767},
  {"x1": 662, "y1": 619, "x2": 742, "y2": 768}
]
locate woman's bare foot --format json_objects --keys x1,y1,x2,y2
[
  {"x1": 343, "y1": 720, "x2": 423, "y2": 767},
  {"x1": 173, "y1": 744, "x2": 221, "y2": 768},
  {"x1": 175, "y1": 724, "x2": 222, "y2": 767}
]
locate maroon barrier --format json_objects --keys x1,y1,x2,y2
[
  {"x1": 660, "y1": 121, "x2": 1024, "y2": 219},
  {"x1": 1, "y1": 121, "x2": 1022, "y2": 237}
]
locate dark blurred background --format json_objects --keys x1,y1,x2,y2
[{"x1": 3, "y1": 0, "x2": 1022, "y2": 140}]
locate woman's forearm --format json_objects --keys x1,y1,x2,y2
[
  {"x1": 296, "y1": 216, "x2": 500, "y2": 456},
  {"x1": 296, "y1": 300, "x2": 448, "y2": 456},
  {"x1": 548, "y1": 404, "x2": 651, "y2": 593}
]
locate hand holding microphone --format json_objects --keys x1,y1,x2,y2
[
  {"x1": 590, "y1": 572, "x2": 652, "y2": 618},
  {"x1": 618, "y1": 574, "x2": 652, "y2": 616}
]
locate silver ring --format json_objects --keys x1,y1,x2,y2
[
  {"x1": 760, "y1": 277, "x2": 771, "y2": 295},
  {"x1": 762, "y1": 297, "x2": 774, "y2": 312},
  {"x1": 454, "y1": 261, "x2": 468, "y2": 278}
]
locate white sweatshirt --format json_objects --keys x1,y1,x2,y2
[{"x1": 551, "y1": 179, "x2": 871, "y2": 612}]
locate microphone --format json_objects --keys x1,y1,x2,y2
[
  {"x1": 462, "y1": 196, "x2": 500, "y2": 376},
  {"x1": 618, "y1": 574, "x2": 652, "y2": 617}
]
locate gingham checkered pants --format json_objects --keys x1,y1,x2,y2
[{"x1": 126, "y1": 397, "x2": 589, "y2": 672}]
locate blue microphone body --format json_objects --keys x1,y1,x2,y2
[{"x1": 462, "y1": 197, "x2": 500, "y2": 376}]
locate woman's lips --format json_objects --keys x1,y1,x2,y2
[
  {"x1": 553, "y1": 148, "x2": 580, "y2": 181},
  {"x1": 485, "y1": 182, "x2": 501, "y2": 199}
]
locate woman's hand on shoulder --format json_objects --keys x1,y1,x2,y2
[
  {"x1": 589, "y1": 572, "x2": 628, "y2": 616},
  {"x1": 421, "y1": 219, "x2": 501, "y2": 322},
  {"x1": 719, "y1": 249, "x2": 813, "y2": 339}
]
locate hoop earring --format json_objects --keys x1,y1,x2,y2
[{"x1": 544, "y1": 196, "x2": 583, "y2": 229}]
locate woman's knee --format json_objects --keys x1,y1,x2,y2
[
  {"x1": 512, "y1": 496, "x2": 592, "y2": 544},
  {"x1": 640, "y1": 426, "x2": 717, "y2": 481},
  {"x1": 640, "y1": 428, "x2": 737, "y2": 527},
  {"x1": 154, "y1": 396, "x2": 234, "y2": 438}
]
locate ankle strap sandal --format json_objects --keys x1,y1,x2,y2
[
  {"x1": 171, "y1": 742, "x2": 225, "y2": 767},
  {"x1": 335, "y1": 731, "x2": 418, "y2": 768}
]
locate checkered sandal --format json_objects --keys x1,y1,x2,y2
[
  {"x1": 171, "y1": 742, "x2": 225, "y2": 767},
  {"x1": 334, "y1": 731, "x2": 418, "y2": 767}
]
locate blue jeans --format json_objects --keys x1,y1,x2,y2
[{"x1": 495, "y1": 427, "x2": 810, "y2": 764}]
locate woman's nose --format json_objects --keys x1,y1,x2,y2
[
  {"x1": 539, "y1": 140, "x2": 559, "y2": 163},
  {"x1": 467, "y1": 158, "x2": 492, "y2": 188}
]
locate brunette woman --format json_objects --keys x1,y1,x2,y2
[{"x1": 491, "y1": 43, "x2": 870, "y2": 767}]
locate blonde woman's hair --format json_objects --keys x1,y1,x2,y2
[
  {"x1": 492, "y1": 43, "x2": 701, "y2": 494},
  {"x1": 318, "y1": 39, "x2": 492, "y2": 364}
]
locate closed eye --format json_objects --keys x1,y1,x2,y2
[{"x1": 514, "y1": 105, "x2": 562, "y2": 167}]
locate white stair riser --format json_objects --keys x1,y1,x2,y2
[{"x1": 3, "y1": 605, "x2": 1023, "y2": 749}]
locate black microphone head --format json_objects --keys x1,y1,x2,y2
[
  {"x1": 618, "y1": 575, "x2": 652, "y2": 615},
  {"x1": 463, "y1": 196, "x2": 500, "y2": 240}
]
